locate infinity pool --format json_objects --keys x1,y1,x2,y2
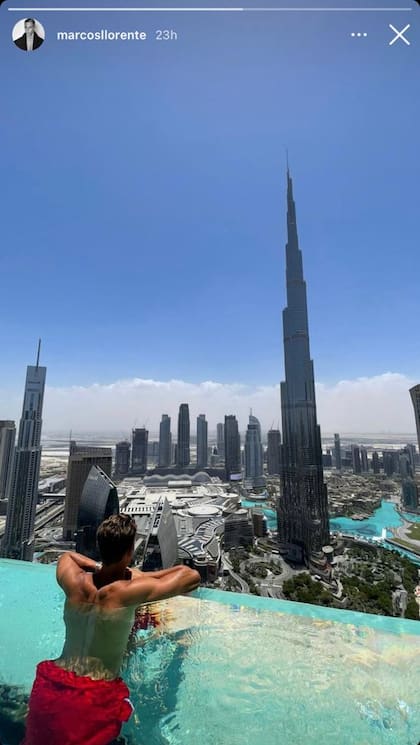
[{"x1": 0, "y1": 559, "x2": 419, "y2": 745}]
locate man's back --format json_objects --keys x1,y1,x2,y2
[
  {"x1": 54, "y1": 562, "x2": 200, "y2": 680},
  {"x1": 57, "y1": 599, "x2": 136, "y2": 679},
  {"x1": 23, "y1": 516, "x2": 200, "y2": 745}
]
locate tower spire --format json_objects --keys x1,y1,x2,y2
[{"x1": 36, "y1": 339, "x2": 41, "y2": 369}]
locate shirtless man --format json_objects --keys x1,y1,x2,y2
[{"x1": 22, "y1": 513, "x2": 201, "y2": 745}]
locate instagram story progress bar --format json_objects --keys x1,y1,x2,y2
[{"x1": 6, "y1": 5, "x2": 414, "y2": 11}]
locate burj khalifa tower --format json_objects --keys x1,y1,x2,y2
[{"x1": 278, "y1": 169, "x2": 329, "y2": 564}]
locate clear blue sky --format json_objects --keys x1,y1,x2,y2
[{"x1": 1, "y1": 1, "x2": 419, "y2": 391}]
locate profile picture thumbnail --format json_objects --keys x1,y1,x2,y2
[{"x1": 12, "y1": 18, "x2": 45, "y2": 51}]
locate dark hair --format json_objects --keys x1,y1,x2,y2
[
  {"x1": 24, "y1": 18, "x2": 36, "y2": 25},
  {"x1": 96, "y1": 514, "x2": 136, "y2": 565}
]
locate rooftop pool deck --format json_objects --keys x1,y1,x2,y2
[{"x1": 1, "y1": 559, "x2": 419, "y2": 745}]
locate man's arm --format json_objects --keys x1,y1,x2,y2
[
  {"x1": 129, "y1": 566, "x2": 185, "y2": 580},
  {"x1": 56, "y1": 551, "x2": 99, "y2": 593},
  {"x1": 116, "y1": 565, "x2": 201, "y2": 607}
]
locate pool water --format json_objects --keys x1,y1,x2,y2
[{"x1": 0, "y1": 560, "x2": 419, "y2": 745}]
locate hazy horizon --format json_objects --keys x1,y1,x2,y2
[{"x1": 1, "y1": 369, "x2": 417, "y2": 436}]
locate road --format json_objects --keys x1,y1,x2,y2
[
  {"x1": 0, "y1": 501, "x2": 64, "y2": 540},
  {"x1": 222, "y1": 557, "x2": 249, "y2": 593}
]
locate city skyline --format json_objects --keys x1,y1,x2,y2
[{"x1": 1, "y1": 370, "x2": 414, "y2": 435}]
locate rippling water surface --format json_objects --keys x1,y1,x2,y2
[{"x1": 0, "y1": 561, "x2": 419, "y2": 745}]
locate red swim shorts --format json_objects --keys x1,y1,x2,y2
[{"x1": 21, "y1": 660, "x2": 133, "y2": 745}]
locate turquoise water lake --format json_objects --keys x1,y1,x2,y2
[{"x1": 242, "y1": 498, "x2": 420, "y2": 564}]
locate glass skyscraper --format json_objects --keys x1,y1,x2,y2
[
  {"x1": 132, "y1": 428, "x2": 148, "y2": 474},
  {"x1": 158, "y1": 414, "x2": 172, "y2": 468},
  {"x1": 278, "y1": 170, "x2": 329, "y2": 563},
  {"x1": 267, "y1": 429, "x2": 281, "y2": 476},
  {"x1": 245, "y1": 414, "x2": 264, "y2": 487},
  {"x1": 410, "y1": 384, "x2": 420, "y2": 461},
  {"x1": 196, "y1": 414, "x2": 208, "y2": 469},
  {"x1": 177, "y1": 404, "x2": 190, "y2": 468},
  {"x1": 63, "y1": 442, "x2": 113, "y2": 541},
  {"x1": 224, "y1": 415, "x2": 241, "y2": 480},
  {"x1": 0, "y1": 421, "x2": 16, "y2": 501},
  {"x1": 3, "y1": 349, "x2": 46, "y2": 561},
  {"x1": 334, "y1": 433, "x2": 342, "y2": 471}
]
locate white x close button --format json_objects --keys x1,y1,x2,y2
[{"x1": 389, "y1": 24, "x2": 411, "y2": 46}]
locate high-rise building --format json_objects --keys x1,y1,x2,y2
[
  {"x1": 158, "y1": 415, "x2": 172, "y2": 468},
  {"x1": 402, "y1": 479, "x2": 419, "y2": 512},
  {"x1": 176, "y1": 404, "x2": 190, "y2": 468},
  {"x1": 216, "y1": 422, "x2": 224, "y2": 458},
  {"x1": 224, "y1": 415, "x2": 241, "y2": 480},
  {"x1": 278, "y1": 170, "x2": 329, "y2": 564},
  {"x1": 224, "y1": 509, "x2": 253, "y2": 550},
  {"x1": 405, "y1": 443, "x2": 417, "y2": 474},
  {"x1": 141, "y1": 497, "x2": 178, "y2": 570},
  {"x1": 372, "y1": 451, "x2": 380, "y2": 474},
  {"x1": 251, "y1": 508, "x2": 268, "y2": 538},
  {"x1": 360, "y1": 447, "x2": 369, "y2": 473},
  {"x1": 322, "y1": 450, "x2": 333, "y2": 468},
  {"x1": 131, "y1": 428, "x2": 148, "y2": 474},
  {"x1": 75, "y1": 465, "x2": 119, "y2": 559},
  {"x1": 3, "y1": 347, "x2": 46, "y2": 561},
  {"x1": 334, "y1": 434, "x2": 342, "y2": 471},
  {"x1": 351, "y1": 445, "x2": 361, "y2": 475},
  {"x1": 409, "y1": 384, "x2": 420, "y2": 458},
  {"x1": 63, "y1": 442, "x2": 112, "y2": 541},
  {"x1": 245, "y1": 414, "x2": 264, "y2": 487},
  {"x1": 114, "y1": 441, "x2": 131, "y2": 478},
  {"x1": 267, "y1": 429, "x2": 281, "y2": 475},
  {"x1": 196, "y1": 414, "x2": 208, "y2": 469},
  {"x1": 382, "y1": 450, "x2": 398, "y2": 477},
  {"x1": 0, "y1": 421, "x2": 16, "y2": 500},
  {"x1": 147, "y1": 441, "x2": 159, "y2": 460},
  {"x1": 399, "y1": 453, "x2": 412, "y2": 479}
]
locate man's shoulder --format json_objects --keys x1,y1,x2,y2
[
  {"x1": 106, "y1": 573, "x2": 154, "y2": 608},
  {"x1": 14, "y1": 35, "x2": 26, "y2": 49}
]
